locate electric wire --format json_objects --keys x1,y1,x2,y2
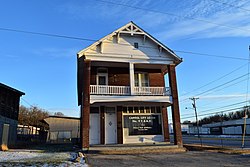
[
  {"x1": 180, "y1": 73, "x2": 249, "y2": 103},
  {"x1": 199, "y1": 100, "x2": 249, "y2": 113},
  {"x1": 21, "y1": 98, "x2": 33, "y2": 107},
  {"x1": 181, "y1": 63, "x2": 247, "y2": 97},
  {"x1": 0, "y1": 27, "x2": 248, "y2": 61},
  {"x1": 181, "y1": 106, "x2": 245, "y2": 120}
]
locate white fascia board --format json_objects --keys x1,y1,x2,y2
[
  {"x1": 85, "y1": 53, "x2": 174, "y2": 64},
  {"x1": 78, "y1": 22, "x2": 182, "y2": 63},
  {"x1": 90, "y1": 95, "x2": 172, "y2": 104}
]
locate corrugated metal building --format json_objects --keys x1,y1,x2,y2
[
  {"x1": 202, "y1": 118, "x2": 250, "y2": 135},
  {"x1": 44, "y1": 116, "x2": 80, "y2": 144}
]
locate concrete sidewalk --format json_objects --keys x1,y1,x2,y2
[{"x1": 87, "y1": 143, "x2": 186, "y2": 154}]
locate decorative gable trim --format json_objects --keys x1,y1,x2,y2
[{"x1": 78, "y1": 21, "x2": 182, "y2": 65}]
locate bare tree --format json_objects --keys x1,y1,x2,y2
[{"x1": 18, "y1": 105, "x2": 49, "y2": 130}]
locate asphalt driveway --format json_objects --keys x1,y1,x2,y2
[{"x1": 87, "y1": 151, "x2": 250, "y2": 167}]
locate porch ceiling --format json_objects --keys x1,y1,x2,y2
[{"x1": 91, "y1": 61, "x2": 167, "y2": 71}]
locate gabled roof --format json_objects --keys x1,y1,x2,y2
[{"x1": 78, "y1": 21, "x2": 182, "y2": 64}]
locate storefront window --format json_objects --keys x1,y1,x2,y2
[
  {"x1": 123, "y1": 115, "x2": 162, "y2": 135},
  {"x1": 151, "y1": 107, "x2": 156, "y2": 113},
  {"x1": 128, "y1": 107, "x2": 133, "y2": 113},
  {"x1": 145, "y1": 107, "x2": 150, "y2": 113},
  {"x1": 122, "y1": 107, "x2": 127, "y2": 113},
  {"x1": 156, "y1": 106, "x2": 161, "y2": 113},
  {"x1": 134, "y1": 107, "x2": 139, "y2": 113},
  {"x1": 139, "y1": 107, "x2": 144, "y2": 113}
]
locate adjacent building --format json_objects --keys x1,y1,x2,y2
[
  {"x1": 44, "y1": 116, "x2": 80, "y2": 143},
  {"x1": 77, "y1": 22, "x2": 183, "y2": 149},
  {"x1": 202, "y1": 118, "x2": 250, "y2": 135},
  {"x1": 0, "y1": 83, "x2": 24, "y2": 149}
]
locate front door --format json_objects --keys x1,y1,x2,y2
[
  {"x1": 105, "y1": 107, "x2": 117, "y2": 144},
  {"x1": 90, "y1": 113, "x2": 100, "y2": 144}
]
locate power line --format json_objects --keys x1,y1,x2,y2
[
  {"x1": 96, "y1": 0, "x2": 250, "y2": 33},
  {"x1": 181, "y1": 100, "x2": 246, "y2": 117},
  {"x1": 21, "y1": 98, "x2": 33, "y2": 107},
  {"x1": 200, "y1": 73, "x2": 248, "y2": 96},
  {"x1": 180, "y1": 73, "x2": 249, "y2": 103},
  {"x1": 0, "y1": 27, "x2": 97, "y2": 42},
  {"x1": 0, "y1": 27, "x2": 248, "y2": 61},
  {"x1": 181, "y1": 63, "x2": 247, "y2": 97},
  {"x1": 200, "y1": 78, "x2": 248, "y2": 97},
  {"x1": 199, "y1": 100, "x2": 249, "y2": 113},
  {"x1": 174, "y1": 50, "x2": 248, "y2": 61},
  {"x1": 181, "y1": 106, "x2": 245, "y2": 119}
]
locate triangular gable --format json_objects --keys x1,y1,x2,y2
[{"x1": 78, "y1": 21, "x2": 182, "y2": 64}]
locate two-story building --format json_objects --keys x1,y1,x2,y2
[{"x1": 77, "y1": 22, "x2": 183, "y2": 149}]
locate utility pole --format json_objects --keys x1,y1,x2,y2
[
  {"x1": 190, "y1": 97, "x2": 202, "y2": 146},
  {"x1": 242, "y1": 45, "x2": 250, "y2": 149}
]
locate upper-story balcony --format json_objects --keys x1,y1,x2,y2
[{"x1": 90, "y1": 85, "x2": 171, "y2": 96}]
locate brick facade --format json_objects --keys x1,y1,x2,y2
[
  {"x1": 162, "y1": 106, "x2": 170, "y2": 142},
  {"x1": 167, "y1": 64, "x2": 183, "y2": 146},
  {"x1": 81, "y1": 59, "x2": 91, "y2": 149},
  {"x1": 100, "y1": 106, "x2": 105, "y2": 144},
  {"x1": 116, "y1": 106, "x2": 123, "y2": 144},
  {"x1": 90, "y1": 67, "x2": 164, "y2": 87}
]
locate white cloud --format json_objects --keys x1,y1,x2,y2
[
  {"x1": 154, "y1": 0, "x2": 250, "y2": 40},
  {"x1": 57, "y1": 0, "x2": 250, "y2": 40}
]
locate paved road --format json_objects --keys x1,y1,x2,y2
[
  {"x1": 173, "y1": 135, "x2": 250, "y2": 148},
  {"x1": 88, "y1": 151, "x2": 250, "y2": 167}
]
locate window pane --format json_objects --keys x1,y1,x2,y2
[
  {"x1": 139, "y1": 107, "x2": 144, "y2": 113},
  {"x1": 151, "y1": 107, "x2": 156, "y2": 113},
  {"x1": 99, "y1": 76, "x2": 106, "y2": 85},
  {"x1": 122, "y1": 107, "x2": 127, "y2": 113},
  {"x1": 134, "y1": 107, "x2": 139, "y2": 113},
  {"x1": 134, "y1": 73, "x2": 139, "y2": 87},
  {"x1": 128, "y1": 107, "x2": 133, "y2": 113},
  {"x1": 145, "y1": 107, "x2": 150, "y2": 113},
  {"x1": 141, "y1": 73, "x2": 149, "y2": 87},
  {"x1": 156, "y1": 106, "x2": 161, "y2": 113}
]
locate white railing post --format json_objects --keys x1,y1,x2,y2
[
  {"x1": 129, "y1": 62, "x2": 135, "y2": 95},
  {"x1": 90, "y1": 85, "x2": 170, "y2": 96}
]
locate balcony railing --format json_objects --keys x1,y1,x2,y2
[
  {"x1": 90, "y1": 85, "x2": 130, "y2": 95},
  {"x1": 90, "y1": 85, "x2": 170, "y2": 96},
  {"x1": 134, "y1": 87, "x2": 170, "y2": 96}
]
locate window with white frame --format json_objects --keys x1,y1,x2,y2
[
  {"x1": 97, "y1": 68, "x2": 108, "y2": 85},
  {"x1": 134, "y1": 72, "x2": 149, "y2": 87},
  {"x1": 122, "y1": 106, "x2": 161, "y2": 114}
]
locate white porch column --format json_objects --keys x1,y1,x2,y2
[{"x1": 129, "y1": 62, "x2": 135, "y2": 95}]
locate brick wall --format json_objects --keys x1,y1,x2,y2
[{"x1": 90, "y1": 66, "x2": 165, "y2": 87}]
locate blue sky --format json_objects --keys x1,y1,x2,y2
[{"x1": 0, "y1": 0, "x2": 249, "y2": 121}]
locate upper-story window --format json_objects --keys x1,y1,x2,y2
[
  {"x1": 134, "y1": 42, "x2": 139, "y2": 49},
  {"x1": 97, "y1": 68, "x2": 108, "y2": 85},
  {"x1": 134, "y1": 72, "x2": 149, "y2": 87}
]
